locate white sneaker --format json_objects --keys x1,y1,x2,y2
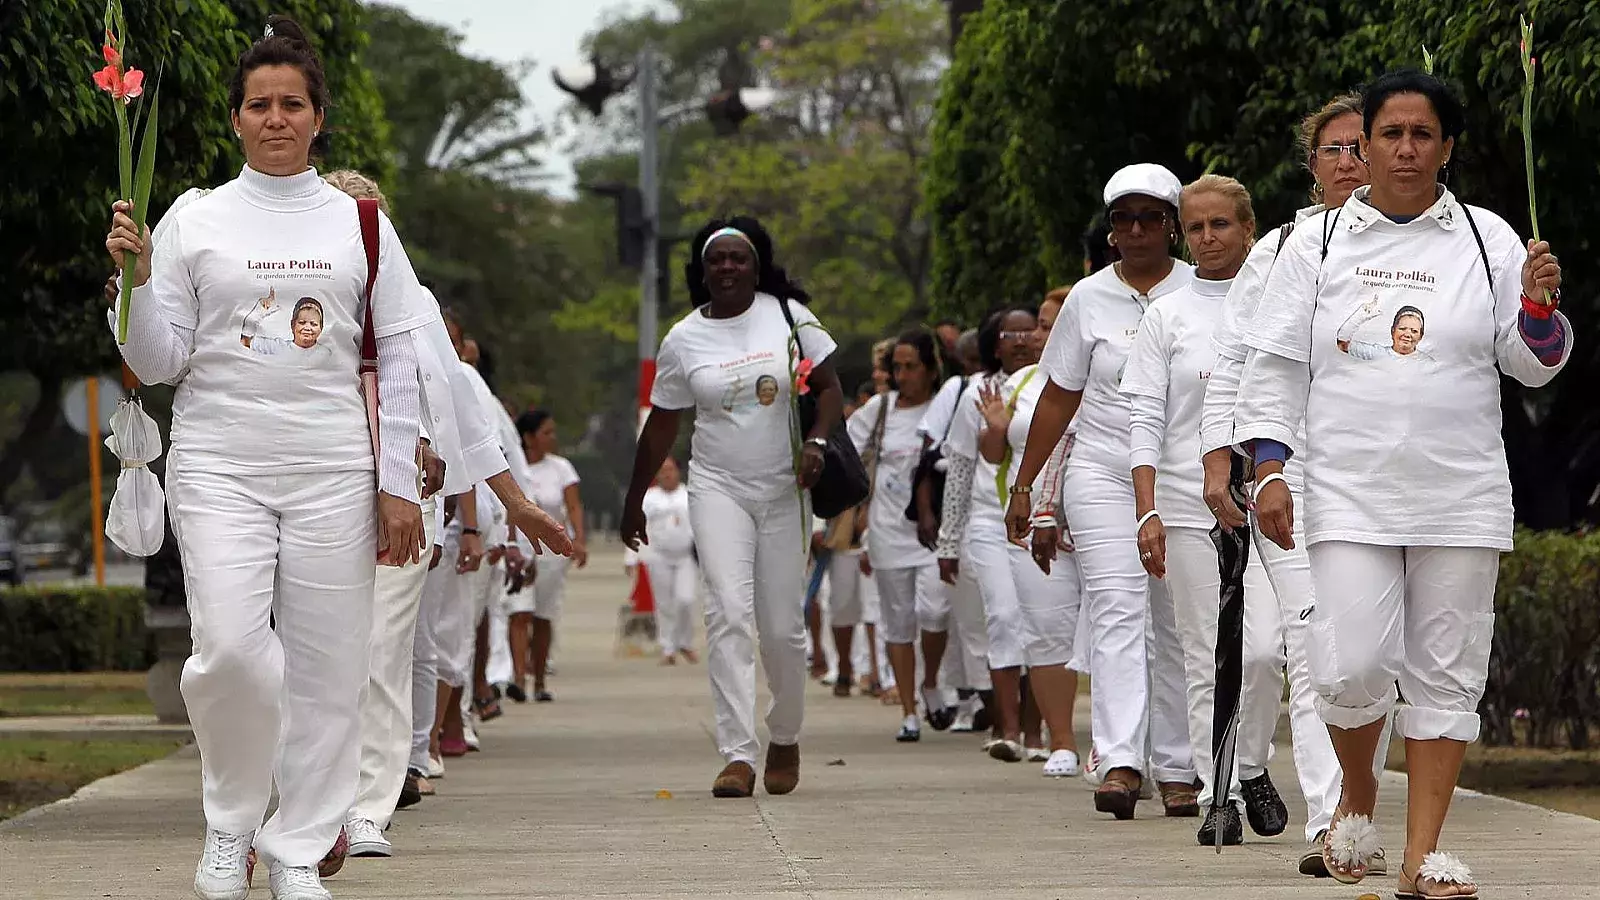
[
  {"x1": 426, "y1": 756, "x2": 445, "y2": 779},
  {"x1": 345, "y1": 817, "x2": 391, "y2": 858},
  {"x1": 988, "y1": 739, "x2": 1024, "y2": 763},
  {"x1": 194, "y1": 829, "x2": 254, "y2": 900},
  {"x1": 462, "y1": 719, "x2": 481, "y2": 752},
  {"x1": 950, "y1": 697, "x2": 979, "y2": 732},
  {"x1": 1026, "y1": 746, "x2": 1049, "y2": 762},
  {"x1": 1043, "y1": 748, "x2": 1081, "y2": 777},
  {"x1": 267, "y1": 862, "x2": 331, "y2": 900}
]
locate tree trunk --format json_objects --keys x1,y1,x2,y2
[{"x1": 0, "y1": 373, "x2": 63, "y2": 503}]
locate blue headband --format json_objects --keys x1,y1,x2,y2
[{"x1": 702, "y1": 227, "x2": 758, "y2": 263}]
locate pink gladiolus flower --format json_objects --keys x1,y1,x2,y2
[
  {"x1": 103, "y1": 39, "x2": 121, "y2": 68},
  {"x1": 795, "y1": 358, "x2": 814, "y2": 395},
  {"x1": 92, "y1": 65, "x2": 143, "y2": 102}
]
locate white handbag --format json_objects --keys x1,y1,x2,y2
[{"x1": 104, "y1": 395, "x2": 165, "y2": 557}]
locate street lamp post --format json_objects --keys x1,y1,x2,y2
[{"x1": 635, "y1": 44, "x2": 660, "y2": 432}]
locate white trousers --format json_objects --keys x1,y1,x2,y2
[
  {"x1": 692, "y1": 488, "x2": 808, "y2": 765},
  {"x1": 436, "y1": 555, "x2": 491, "y2": 690},
  {"x1": 948, "y1": 563, "x2": 992, "y2": 690},
  {"x1": 1165, "y1": 526, "x2": 1283, "y2": 808},
  {"x1": 352, "y1": 499, "x2": 437, "y2": 828},
  {"x1": 486, "y1": 568, "x2": 512, "y2": 687},
  {"x1": 645, "y1": 550, "x2": 699, "y2": 655},
  {"x1": 1064, "y1": 461, "x2": 1193, "y2": 782},
  {"x1": 1307, "y1": 542, "x2": 1498, "y2": 743},
  {"x1": 1252, "y1": 521, "x2": 1388, "y2": 841},
  {"x1": 411, "y1": 533, "x2": 454, "y2": 771},
  {"x1": 1008, "y1": 543, "x2": 1081, "y2": 668},
  {"x1": 875, "y1": 563, "x2": 949, "y2": 645},
  {"x1": 168, "y1": 466, "x2": 375, "y2": 868},
  {"x1": 966, "y1": 521, "x2": 1030, "y2": 670}
]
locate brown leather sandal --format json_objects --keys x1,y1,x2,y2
[
  {"x1": 711, "y1": 761, "x2": 756, "y2": 798},
  {"x1": 1159, "y1": 781, "x2": 1201, "y2": 818},
  {"x1": 764, "y1": 743, "x2": 800, "y2": 795},
  {"x1": 1094, "y1": 767, "x2": 1142, "y2": 820}
]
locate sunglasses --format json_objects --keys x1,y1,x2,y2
[
  {"x1": 999, "y1": 330, "x2": 1033, "y2": 341},
  {"x1": 1108, "y1": 209, "x2": 1171, "y2": 232}
]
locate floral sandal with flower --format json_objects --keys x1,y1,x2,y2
[
  {"x1": 1397, "y1": 852, "x2": 1478, "y2": 899},
  {"x1": 1321, "y1": 811, "x2": 1382, "y2": 884}
]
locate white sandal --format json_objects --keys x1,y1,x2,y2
[
  {"x1": 1397, "y1": 852, "x2": 1478, "y2": 899},
  {"x1": 1321, "y1": 812, "x2": 1380, "y2": 884}
]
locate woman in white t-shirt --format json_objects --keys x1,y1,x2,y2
[
  {"x1": 1197, "y1": 93, "x2": 1392, "y2": 877},
  {"x1": 625, "y1": 457, "x2": 698, "y2": 664},
  {"x1": 622, "y1": 216, "x2": 843, "y2": 799},
  {"x1": 508, "y1": 408, "x2": 586, "y2": 703},
  {"x1": 848, "y1": 329, "x2": 951, "y2": 743},
  {"x1": 103, "y1": 17, "x2": 569, "y2": 899},
  {"x1": 1121, "y1": 175, "x2": 1289, "y2": 848},
  {"x1": 1005, "y1": 163, "x2": 1197, "y2": 820},
  {"x1": 1236, "y1": 71, "x2": 1569, "y2": 895},
  {"x1": 935, "y1": 308, "x2": 1047, "y2": 763}
]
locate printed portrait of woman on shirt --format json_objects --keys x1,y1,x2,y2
[
  {"x1": 756, "y1": 374, "x2": 779, "y2": 406},
  {"x1": 240, "y1": 290, "x2": 329, "y2": 361},
  {"x1": 1335, "y1": 299, "x2": 1427, "y2": 360}
]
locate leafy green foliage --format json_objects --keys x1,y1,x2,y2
[{"x1": 0, "y1": 586, "x2": 154, "y2": 672}]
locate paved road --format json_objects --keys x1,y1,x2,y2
[{"x1": 1, "y1": 547, "x2": 1592, "y2": 898}]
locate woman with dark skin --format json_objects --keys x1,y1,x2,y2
[{"x1": 622, "y1": 216, "x2": 844, "y2": 798}]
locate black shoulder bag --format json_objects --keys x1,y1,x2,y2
[
  {"x1": 777, "y1": 297, "x2": 870, "y2": 518},
  {"x1": 902, "y1": 376, "x2": 967, "y2": 524}
]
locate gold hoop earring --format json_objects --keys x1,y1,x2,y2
[{"x1": 1106, "y1": 233, "x2": 1116, "y2": 248}]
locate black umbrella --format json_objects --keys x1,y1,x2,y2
[{"x1": 1205, "y1": 453, "x2": 1253, "y2": 852}]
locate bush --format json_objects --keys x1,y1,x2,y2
[
  {"x1": 1484, "y1": 528, "x2": 1600, "y2": 748},
  {"x1": 0, "y1": 587, "x2": 155, "y2": 672}
]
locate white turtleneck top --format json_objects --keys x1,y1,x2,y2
[
  {"x1": 1120, "y1": 274, "x2": 1234, "y2": 529},
  {"x1": 115, "y1": 166, "x2": 434, "y2": 501}
]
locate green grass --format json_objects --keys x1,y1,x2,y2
[
  {"x1": 0, "y1": 672, "x2": 153, "y2": 718},
  {"x1": 0, "y1": 736, "x2": 183, "y2": 820}
]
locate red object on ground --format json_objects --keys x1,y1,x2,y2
[{"x1": 632, "y1": 564, "x2": 655, "y2": 613}]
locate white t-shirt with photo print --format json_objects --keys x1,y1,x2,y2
[
  {"x1": 142, "y1": 165, "x2": 435, "y2": 475},
  {"x1": 1235, "y1": 187, "x2": 1572, "y2": 550},
  {"x1": 649, "y1": 293, "x2": 837, "y2": 503}
]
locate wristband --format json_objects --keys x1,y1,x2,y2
[
  {"x1": 1030, "y1": 514, "x2": 1058, "y2": 529},
  {"x1": 1253, "y1": 473, "x2": 1288, "y2": 500},
  {"x1": 1521, "y1": 289, "x2": 1559, "y2": 319},
  {"x1": 461, "y1": 527, "x2": 480, "y2": 536},
  {"x1": 1009, "y1": 484, "x2": 1033, "y2": 495},
  {"x1": 1136, "y1": 510, "x2": 1160, "y2": 532}
]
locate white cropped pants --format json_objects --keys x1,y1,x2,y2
[
  {"x1": 168, "y1": 465, "x2": 375, "y2": 868},
  {"x1": 691, "y1": 487, "x2": 808, "y2": 765},
  {"x1": 1306, "y1": 541, "x2": 1498, "y2": 744}
]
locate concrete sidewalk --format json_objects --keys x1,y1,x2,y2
[{"x1": 1, "y1": 547, "x2": 1592, "y2": 899}]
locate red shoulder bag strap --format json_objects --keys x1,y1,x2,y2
[{"x1": 357, "y1": 198, "x2": 380, "y2": 375}]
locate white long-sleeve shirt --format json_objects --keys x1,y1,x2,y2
[
  {"x1": 1040, "y1": 260, "x2": 1194, "y2": 474},
  {"x1": 1234, "y1": 187, "x2": 1573, "y2": 550},
  {"x1": 1121, "y1": 276, "x2": 1232, "y2": 529}
]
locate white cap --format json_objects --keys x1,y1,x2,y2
[{"x1": 1103, "y1": 163, "x2": 1182, "y2": 209}]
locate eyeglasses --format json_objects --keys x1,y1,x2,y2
[
  {"x1": 1108, "y1": 209, "x2": 1170, "y2": 232},
  {"x1": 999, "y1": 330, "x2": 1033, "y2": 341},
  {"x1": 1313, "y1": 143, "x2": 1365, "y2": 162}
]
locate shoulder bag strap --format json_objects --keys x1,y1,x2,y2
[
  {"x1": 358, "y1": 198, "x2": 381, "y2": 375},
  {"x1": 776, "y1": 295, "x2": 806, "y2": 360},
  {"x1": 1457, "y1": 204, "x2": 1498, "y2": 299},
  {"x1": 994, "y1": 368, "x2": 1040, "y2": 505}
]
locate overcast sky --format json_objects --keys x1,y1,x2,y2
[{"x1": 382, "y1": 0, "x2": 666, "y2": 196}]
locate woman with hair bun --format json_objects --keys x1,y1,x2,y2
[
  {"x1": 622, "y1": 216, "x2": 845, "y2": 798},
  {"x1": 103, "y1": 17, "x2": 570, "y2": 900}
]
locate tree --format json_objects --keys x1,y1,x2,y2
[
  {"x1": 929, "y1": 0, "x2": 1600, "y2": 525},
  {"x1": 0, "y1": 0, "x2": 392, "y2": 508}
]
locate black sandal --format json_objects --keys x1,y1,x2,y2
[{"x1": 474, "y1": 695, "x2": 503, "y2": 721}]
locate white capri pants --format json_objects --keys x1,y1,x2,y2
[
  {"x1": 691, "y1": 487, "x2": 808, "y2": 765},
  {"x1": 435, "y1": 547, "x2": 492, "y2": 690},
  {"x1": 1164, "y1": 526, "x2": 1283, "y2": 808},
  {"x1": 826, "y1": 550, "x2": 868, "y2": 627},
  {"x1": 645, "y1": 550, "x2": 699, "y2": 656},
  {"x1": 948, "y1": 561, "x2": 992, "y2": 691},
  {"x1": 1064, "y1": 461, "x2": 1193, "y2": 783},
  {"x1": 1306, "y1": 541, "x2": 1498, "y2": 743},
  {"x1": 168, "y1": 465, "x2": 375, "y2": 869},
  {"x1": 965, "y1": 520, "x2": 1030, "y2": 671},
  {"x1": 412, "y1": 531, "x2": 456, "y2": 772},
  {"x1": 874, "y1": 563, "x2": 949, "y2": 645},
  {"x1": 1250, "y1": 515, "x2": 1388, "y2": 841},
  {"x1": 507, "y1": 555, "x2": 570, "y2": 620},
  {"x1": 1008, "y1": 543, "x2": 1081, "y2": 668}
]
